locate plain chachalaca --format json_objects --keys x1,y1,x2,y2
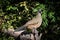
[{"x1": 15, "y1": 9, "x2": 42, "y2": 31}]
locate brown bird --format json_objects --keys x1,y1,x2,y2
[{"x1": 15, "y1": 9, "x2": 42, "y2": 31}]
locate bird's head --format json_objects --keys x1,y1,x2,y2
[{"x1": 38, "y1": 9, "x2": 43, "y2": 14}]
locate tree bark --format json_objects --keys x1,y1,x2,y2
[
  {"x1": 1, "y1": 28, "x2": 43, "y2": 40},
  {"x1": 1, "y1": 28, "x2": 25, "y2": 38}
]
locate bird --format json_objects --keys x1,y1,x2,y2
[{"x1": 15, "y1": 9, "x2": 42, "y2": 32}]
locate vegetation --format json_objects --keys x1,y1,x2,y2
[{"x1": 0, "y1": 0, "x2": 60, "y2": 40}]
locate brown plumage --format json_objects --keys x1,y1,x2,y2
[{"x1": 15, "y1": 9, "x2": 42, "y2": 31}]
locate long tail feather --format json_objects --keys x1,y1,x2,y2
[{"x1": 15, "y1": 25, "x2": 26, "y2": 32}]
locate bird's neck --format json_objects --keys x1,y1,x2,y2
[{"x1": 36, "y1": 13, "x2": 41, "y2": 17}]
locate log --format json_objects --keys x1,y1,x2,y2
[{"x1": 1, "y1": 28, "x2": 43, "y2": 40}]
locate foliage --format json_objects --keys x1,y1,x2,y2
[{"x1": 0, "y1": 0, "x2": 60, "y2": 40}]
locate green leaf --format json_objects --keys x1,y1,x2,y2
[{"x1": 6, "y1": 6, "x2": 18, "y2": 10}]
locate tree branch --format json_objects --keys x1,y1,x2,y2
[{"x1": 1, "y1": 28, "x2": 25, "y2": 38}]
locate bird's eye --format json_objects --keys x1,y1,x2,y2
[{"x1": 38, "y1": 9, "x2": 43, "y2": 14}]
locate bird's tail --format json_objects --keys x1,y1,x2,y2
[{"x1": 15, "y1": 25, "x2": 26, "y2": 32}]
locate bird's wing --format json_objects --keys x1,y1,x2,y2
[
  {"x1": 25, "y1": 17, "x2": 42, "y2": 29},
  {"x1": 27, "y1": 21, "x2": 41, "y2": 29},
  {"x1": 25, "y1": 18, "x2": 38, "y2": 26}
]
